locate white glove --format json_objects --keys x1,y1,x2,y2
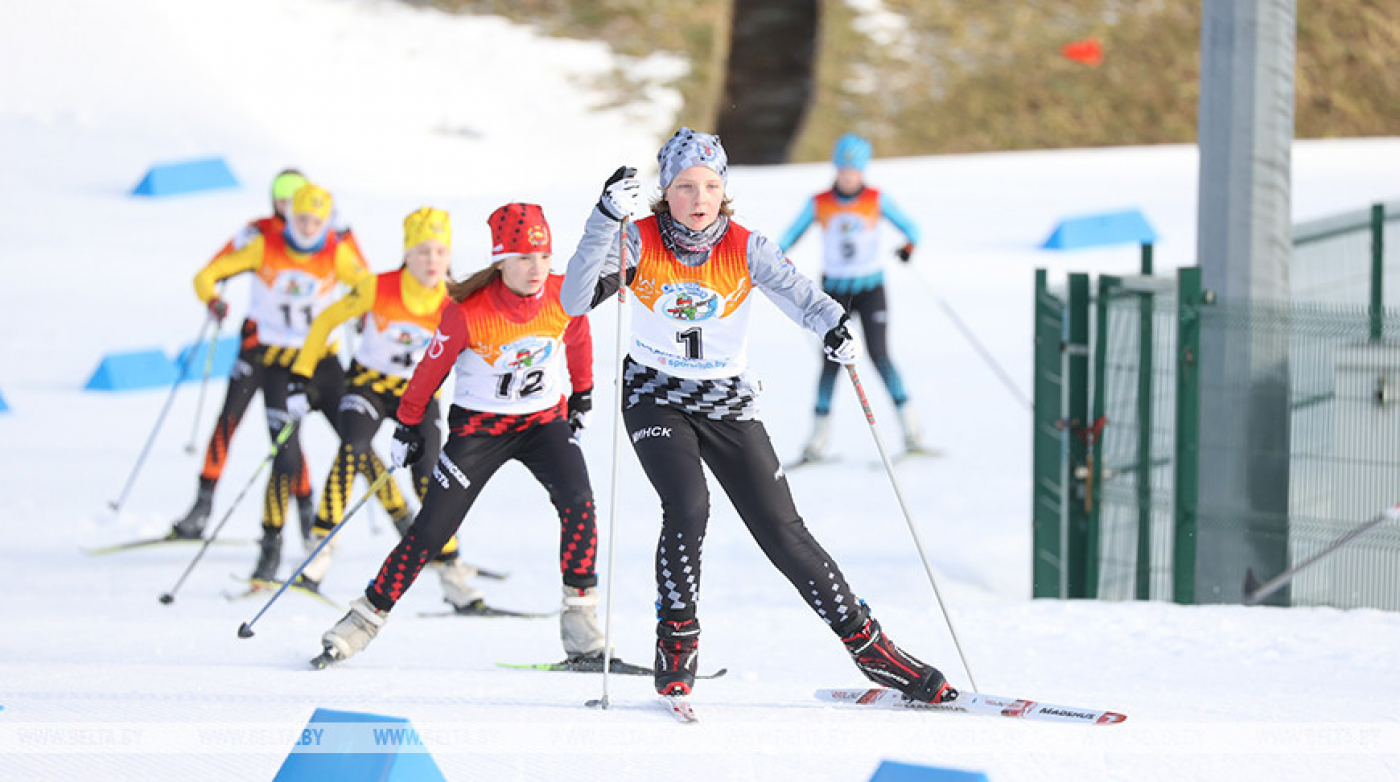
[
  {"x1": 823, "y1": 317, "x2": 860, "y2": 365},
  {"x1": 286, "y1": 393, "x2": 311, "y2": 421},
  {"x1": 598, "y1": 166, "x2": 643, "y2": 221},
  {"x1": 286, "y1": 377, "x2": 315, "y2": 421}
]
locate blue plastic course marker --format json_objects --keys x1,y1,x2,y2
[
  {"x1": 1043, "y1": 208, "x2": 1157, "y2": 250},
  {"x1": 272, "y1": 708, "x2": 446, "y2": 782},
  {"x1": 84, "y1": 349, "x2": 180, "y2": 391},
  {"x1": 132, "y1": 157, "x2": 238, "y2": 197}
]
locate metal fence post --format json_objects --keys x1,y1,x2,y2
[
  {"x1": 1066, "y1": 273, "x2": 1092, "y2": 598},
  {"x1": 1032, "y1": 269, "x2": 1066, "y2": 598},
  {"x1": 1371, "y1": 203, "x2": 1385, "y2": 342},
  {"x1": 1173, "y1": 267, "x2": 1203, "y2": 604}
]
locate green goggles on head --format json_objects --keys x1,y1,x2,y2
[{"x1": 271, "y1": 172, "x2": 309, "y2": 202}]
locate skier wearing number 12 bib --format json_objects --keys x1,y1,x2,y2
[
  {"x1": 560, "y1": 127, "x2": 953, "y2": 703},
  {"x1": 192, "y1": 183, "x2": 410, "y2": 582},
  {"x1": 778, "y1": 133, "x2": 925, "y2": 463},
  {"x1": 286, "y1": 207, "x2": 479, "y2": 602},
  {"x1": 317, "y1": 203, "x2": 605, "y2": 666}
]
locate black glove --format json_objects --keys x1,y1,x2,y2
[
  {"x1": 568, "y1": 388, "x2": 593, "y2": 434},
  {"x1": 895, "y1": 242, "x2": 915, "y2": 263},
  {"x1": 208, "y1": 298, "x2": 229, "y2": 322},
  {"x1": 286, "y1": 376, "x2": 320, "y2": 420},
  {"x1": 823, "y1": 315, "x2": 860, "y2": 364},
  {"x1": 598, "y1": 166, "x2": 641, "y2": 221},
  {"x1": 390, "y1": 422, "x2": 425, "y2": 468}
]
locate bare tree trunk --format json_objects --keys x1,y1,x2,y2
[{"x1": 715, "y1": 0, "x2": 819, "y2": 164}]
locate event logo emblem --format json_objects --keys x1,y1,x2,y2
[
  {"x1": 657, "y1": 282, "x2": 720, "y2": 322},
  {"x1": 499, "y1": 337, "x2": 554, "y2": 370}
]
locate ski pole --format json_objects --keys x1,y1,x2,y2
[
  {"x1": 184, "y1": 323, "x2": 222, "y2": 454},
  {"x1": 108, "y1": 315, "x2": 214, "y2": 513},
  {"x1": 898, "y1": 265, "x2": 1031, "y2": 411},
  {"x1": 238, "y1": 468, "x2": 396, "y2": 638},
  {"x1": 159, "y1": 420, "x2": 298, "y2": 605},
  {"x1": 589, "y1": 215, "x2": 630, "y2": 711},
  {"x1": 845, "y1": 364, "x2": 979, "y2": 691}
]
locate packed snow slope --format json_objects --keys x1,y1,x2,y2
[{"x1": 2, "y1": 1, "x2": 1399, "y2": 780}]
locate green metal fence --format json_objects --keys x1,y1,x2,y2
[{"x1": 1032, "y1": 201, "x2": 1400, "y2": 610}]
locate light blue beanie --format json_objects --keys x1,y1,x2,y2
[{"x1": 832, "y1": 133, "x2": 873, "y2": 170}]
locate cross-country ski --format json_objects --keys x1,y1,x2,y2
[{"x1": 815, "y1": 687, "x2": 1127, "y2": 725}]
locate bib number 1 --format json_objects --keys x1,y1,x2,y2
[{"x1": 676, "y1": 327, "x2": 703, "y2": 360}]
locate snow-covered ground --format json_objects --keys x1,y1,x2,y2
[{"x1": 3, "y1": 1, "x2": 1400, "y2": 780}]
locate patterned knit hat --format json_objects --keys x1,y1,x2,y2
[
  {"x1": 403, "y1": 207, "x2": 451, "y2": 250},
  {"x1": 658, "y1": 127, "x2": 728, "y2": 191},
  {"x1": 488, "y1": 203, "x2": 551, "y2": 261}
]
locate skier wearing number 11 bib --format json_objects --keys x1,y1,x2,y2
[
  {"x1": 317, "y1": 203, "x2": 606, "y2": 667},
  {"x1": 192, "y1": 183, "x2": 409, "y2": 583},
  {"x1": 561, "y1": 127, "x2": 954, "y2": 704},
  {"x1": 287, "y1": 207, "x2": 478, "y2": 601}
]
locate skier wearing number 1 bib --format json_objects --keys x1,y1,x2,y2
[
  {"x1": 285, "y1": 207, "x2": 479, "y2": 603},
  {"x1": 317, "y1": 203, "x2": 606, "y2": 666},
  {"x1": 560, "y1": 127, "x2": 954, "y2": 704}
]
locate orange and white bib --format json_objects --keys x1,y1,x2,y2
[
  {"x1": 627, "y1": 216, "x2": 753, "y2": 379},
  {"x1": 355, "y1": 270, "x2": 447, "y2": 378},
  {"x1": 452, "y1": 276, "x2": 574, "y2": 415},
  {"x1": 248, "y1": 231, "x2": 342, "y2": 348},
  {"x1": 814, "y1": 188, "x2": 883, "y2": 279}
]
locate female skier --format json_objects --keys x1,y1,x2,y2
[
  {"x1": 286, "y1": 207, "x2": 482, "y2": 606},
  {"x1": 778, "y1": 133, "x2": 926, "y2": 463},
  {"x1": 316, "y1": 203, "x2": 604, "y2": 667},
  {"x1": 191, "y1": 182, "x2": 408, "y2": 581},
  {"x1": 170, "y1": 169, "x2": 320, "y2": 540},
  {"x1": 557, "y1": 128, "x2": 954, "y2": 703}
]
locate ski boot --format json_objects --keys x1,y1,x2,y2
[
  {"x1": 560, "y1": 585, "x2": 608, "y2": 661},
  {"x1": 319, "y1": 596, "x2": 388, "y2": 664},
  {"x1": 169, "y1": 480, "x2": 214, "y2": 540},
  {"x1": 800, "y1": 414, "x2": 832, "y2": 463},
  {"x1": 433, "y1": 557, "x2": 485, "y2": 613},
  {"x1": 897, "y1": 404, "x2": 924, "y2": 453},
  {"x1": 251, "y1": 528, "x2": 282, "y2": 582},
  {"x1": 839, "y1": 605, "x2": 954, "y2": 703},
  {"x1": 296, "y1": 528, "x2": 335, "y2": 592},
  {"x1": 655, "y1": 617, "x2": 700, "y2": 696}
]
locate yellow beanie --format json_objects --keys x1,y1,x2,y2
[
  {"x1": 291, "y1": 184, "x2": 333, "y2": 220},
  {"x1": 404, "y1": 207, "x2": 451, "y2": 250}
]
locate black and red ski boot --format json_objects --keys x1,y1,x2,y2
[
  {"x1": 655, "y1": 618, "x2": 700, "y2": 696},
  {"x1": 840, "y1": 608, "x2": 955, "y2": 704}
]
